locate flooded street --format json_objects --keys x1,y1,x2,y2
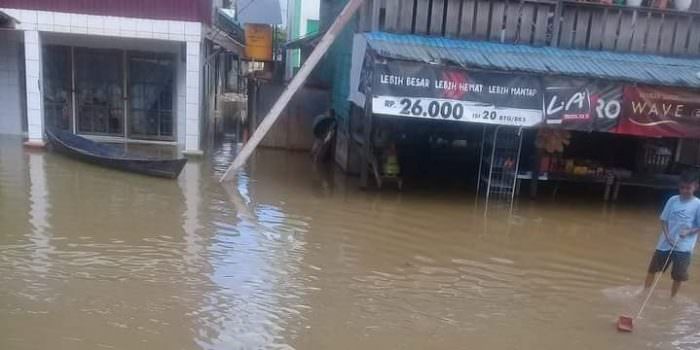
[{"x1": 2, "y1": 135, "x2": 700, "y2": 350}]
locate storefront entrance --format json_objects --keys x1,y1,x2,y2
[
  {"x1": 43, "y1": 45, "x2": 176, "y2": 142},
  {"x1": 75, "y1": 48, "x2": 124, "y2": 137}
]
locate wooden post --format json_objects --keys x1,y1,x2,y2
[
  {"x1": 530, "y1": 151, "x2": 541, "y2": 199},
  {"x1": 551, "y1": 0, "x2": 564, "y2": 47},
  {"x1": 360, "y1": 55, "x2": 374, "y2": 189},
  {"x1": 360, "y1": 88, "x2": 373, "y2": 188},
  {"x1": 220, "y1": 0, "x2": 366, "y2": 182},
  {"x1": 246, "y1": 76, "x2": 257, "y2": 142}
]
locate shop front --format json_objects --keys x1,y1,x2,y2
[
  {"x1": 43, "y1": 41, "x2": 178, "y2": 144},
  {"x1": 538, "y1": 83, "x2": 700, "y2": 201},
  {"x1": 346, "y1": 32, "x2": 700, "y2": 203}
]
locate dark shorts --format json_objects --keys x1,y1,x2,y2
[{"x1": 648, "y1": 250, "x2": 692, "y2": 282}]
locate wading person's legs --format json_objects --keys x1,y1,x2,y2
[
  {"x1": 670, "y1": 252, "x2": 691, "y2": 298},
  {"x1": 646, "y1": 250, "x2": 668, "y2": 289},
  {"x1": 645, "y1": 272, "x2": 656, "y2": 289},
  {"x1": 671, "y1": 280, "x2": 682, "y2": 297}
]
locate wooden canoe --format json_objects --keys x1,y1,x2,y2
[{"x1": 45, "y1": 128, "x2": 187, "y2": 179}]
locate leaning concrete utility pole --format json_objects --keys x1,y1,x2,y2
[{"x1": 220, "y1": 0, "x2": 365, "y2": 182}]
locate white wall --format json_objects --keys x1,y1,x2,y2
[
  {"x1": 0, "y1": 8, "x2": 203, "y2": 151},
  {"x1": 0, "y1": 31, "x2": 23, "y2": 135},
  {"x1": 286, "y1": 0, "x2": 319, "y2": 40},
  {"x1": 0, "y1": 8, "x2": 202, "y2": 43},
  {"x1": 299, "y1": 0, "x2": 319, "y2": 36},
  {"x1": 176, "y1": 44, "x2": 187, "y2": 148}
]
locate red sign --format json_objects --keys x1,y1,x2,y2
[
  {"x1": 544, "y1": 78, "x2": 622, "y2": 132},
  {"x1": 617, "y1": 86, "x2": 700, "y2": 138}
]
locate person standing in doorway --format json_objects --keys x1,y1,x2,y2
[{"x1": 645, "y1": 172, "x2": 700, "y2": 297}]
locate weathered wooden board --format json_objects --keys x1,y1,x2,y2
[
  {"x1": 504, "y1": 2, "x2": 520, "y2": 42},
  {"x1": 688, "y1": 20, "x2": 700, "y2": 56},
  {"x1": 616, "y1": 11, "x2": 635, "y2": 52},
  {"x1": 384, "y1": 0, "x2": 400, "y2": 31},
  {"x1": 630, "y1": 12, "x2": 649, "y2": 53},
  {"x1": 587, "y1": 8, "x2": 604, "y2": 50},
  {"x1": 474, "y1": 0, "x2": 491, "y2": 39},
  {"x1": 371, "y1": 0, "x2": 382, "y2": 31},
  {"x1": 490, "y1": 1, "x2": 506, "y2": 41},
  {"x1": 359, "y1": 0, "x2": 371, "y2": 31},
  {"x1": 672, "y1": 16, "x2": 691, "y2": 55},
  {"x1": 519, "y1": 3, "x2": 535, "y2": 44},
  {"x1": 399, "y1": 0, "x2": 415, "y2": 33},
  {"x1": 644, "y1": 14, "x2": 663, "y2": 54},
  {"x1": 445, "y1": 0, "x2": 462, "y2": 37},
  {"x1": 533, "y1": 4, "x2": 549, "y2": 45},
  {"x1": 459, "y1": 0, "x2": 476, "y2": 38},
  {"x1": 658, "y1": 15, "x2": 675, "y2": 54},
  {"x1": 559, "y1": 7, "x2": 576, "y2": 48},
  {"x1": 414, "y1": 0, "x2": 431, "y2": 34},
  {"x1": 601, "y1": 9, "x2": 621, "y2": 51},
  {"x1": 573, "y1": 9, "x2": 591, "y2": 49},
  {"x1": 430, "y1": 0, "x2": 446, "y2": 35}
]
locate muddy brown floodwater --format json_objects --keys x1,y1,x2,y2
[{"x1": 2, "y1": 135, "x2": 700, "y2": 350}]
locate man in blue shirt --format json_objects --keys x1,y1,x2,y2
[{"x1": 645, "y1": 172, "x2": 700, "y2": 297}]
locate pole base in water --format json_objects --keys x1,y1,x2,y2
[{"x1": 617, "y1": 315, "x2": 634, "y2": 332}]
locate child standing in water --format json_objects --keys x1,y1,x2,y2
[{"x1": 645, "y1": 172, "x2": 700, "y2": 297}]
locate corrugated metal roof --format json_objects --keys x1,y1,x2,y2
[
  {"x1": 363, "y1": 32, "x2": 700, "y2": 89},
  {"x1": 286, "y1": 32, "x2": 322, "y2": 49}
]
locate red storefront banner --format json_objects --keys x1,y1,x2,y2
[
  {"x1": 617, "y1": 86, "x2": 700, "y2": 138},
  {"x1": 544, "y1": 78, "x2": 622, "y2": 132}
]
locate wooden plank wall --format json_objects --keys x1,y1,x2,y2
[
  {"x1": 532, "y1": 4, "x2": 550, "y2": 45},
  {"x1": 373, "y1": 0, "x2": 554, "y2": 44},
  {"x1": 399, "y1": 0, "x2": 415, "y2": 32},
  {"x1": 459, "y1": 0, "x2": 476, "y2": 37},
  {"x1": 445, "y1": 0, "x2": 462, "y2": 37},
  {"x1": 415, "y1": 0, "x2": 430, "y2": 34},
  {"x1": 429, "y1": 0, "x2": 446, "y2": 35},
  {"x1": 555, "y1": 3, "x2": 700, "y2": 56},
  {"x1": 363, "y1": 0, "x2": 700, "y2": 56}
]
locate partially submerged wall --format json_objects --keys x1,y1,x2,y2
[
  {"x1": 0, "y1": 31, "x2": 24, "y2": 135},
  {"x1": 254, "y1": 81, "x2": 330, "y2": 151}
]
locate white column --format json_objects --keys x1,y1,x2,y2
[
  {"x1": 24, "y1": 30, "x2": 45, "y2": 147},
  {"x1": 184, "y1": 40, "x2": 202, "y2": 155}
]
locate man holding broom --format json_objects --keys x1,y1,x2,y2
[{"x1": 645, "y1": 171, "x2": 700, "y2": 298}]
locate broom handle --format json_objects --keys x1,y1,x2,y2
[{"x1": 635, "y1": 238, "x2": 679, "y2": 319}]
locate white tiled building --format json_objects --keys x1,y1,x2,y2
[{"x1": 0, "y1": 1, "x2": 242, "y2": 155}]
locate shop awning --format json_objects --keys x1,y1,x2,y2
[
  {"x1": 361, "y1": 31, "x2": 700, "y2": 89},
  {"x1": 286, "y1": 32, "x2": 322, "y2": 50},
  {"x1": 208, "y1": 8, "x2": 245, "y2": 55}
]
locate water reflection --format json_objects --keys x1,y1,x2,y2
[
  {"x1": 196, "y1": 153, "x2": 312, "y2": 349},
  {"x1": 179, "y1": 161, "x2": 205, "y2": 273},
  {"x1": 26, "y1": 150, "x2": 54, "y2": 276},
  {"x1": 1, "y1": 135, "x2": 700, "y2": 350}
]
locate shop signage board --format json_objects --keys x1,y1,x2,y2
[
  {"x1": 364, "y1": 59, "x2": 700, "y2": 138},
  {"x1": 543, "y1": 78, "x2": 623, "y2": 132},
  {"x1": 244, "y1": 23, "x2": 273, "y2": 61},
  {"x1": 617, "y1": 86, "x2": 700, "y2": 138},
  {"x1": 371, "y1": 61, "x2": 543, "y2": 127}
]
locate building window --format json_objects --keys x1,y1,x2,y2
[
  {"x1": 74, "y1": 48, "x2": 124, "y2": 136},
  {"x1": 127, "y1": 52, "x2": 175, "y2": 141},
  {"x1": 43, "y1": 46, "x2": 72, "y2": 131},
  {"x1": 42, "y1": 46, "x2": 176, "y2": 142}
]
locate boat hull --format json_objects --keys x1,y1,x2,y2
[{"x1": 46, "y1": 129, "x2": 187, "y2": 179}]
